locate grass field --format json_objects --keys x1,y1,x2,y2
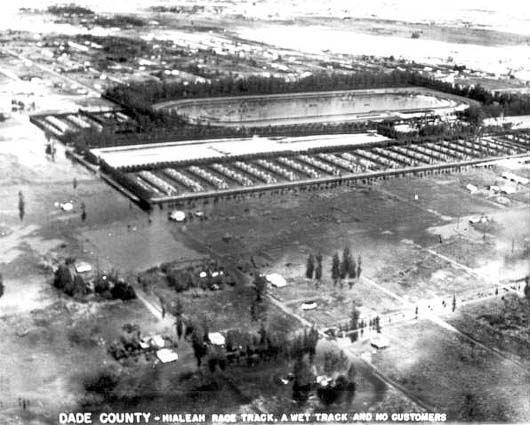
[{"x1": 371, "y1": 319, "x2": 530, "y2": 422}]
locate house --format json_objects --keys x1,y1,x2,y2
[
  {"x1": 169, "y1": 210, "x2": 186, "y2": 222},
  {"x1": 75, "y1": 261, "x2": 92, "y2": 273},
  {"x1": 465, "y1": 184, "x2": 478, "y2": 194},
  {"x1": 266, "y1": 273, "x2": 287, "y2": 288},
  {"x1": 156, "y1": 348, "x2": 179, "y2": 363},
  {"x1": 150, "y1": 335, "x2": 166, "y2": 349},
  {"x1": 208, "y1": 332, "x2": 226, "y2": 346}
]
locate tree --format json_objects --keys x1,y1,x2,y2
[
  {"x1": 54, "y1": 264, "x2": 73, "y2": 290},
  {"x1": 331, "y1": 253, "x2": 340, "y2": 284},
  {"x1": 191, "y1": 326, "x2": 208, "y2": 368},
  {"x1": 356, "y1": 255, "x2": 362, "y2": 279},
  {"x1": 0, "y1": 273, "x2": 3, "y2": 298},
  {"x1": 65, "y1": 274, "x2": 88, "y2": 297},
  {"x1": 167, "y1": 297, "x2": 184, "y2": 317},
  {"x1": 322, "y1": 350, "x2": 347, "y2": 375},
  {"x1": 175, "y1": 316, "x2": 185, "y2": 340},
  {"x1": 348, "y1": 257, "x2": 357, "y2": 282},
  {"x1": 18, "y1": 191, "x2": 25, "y2": 221},
  {"x1": 258, "y1": 322, "x2": 267, "y2": 345},
  {"x1": 292, "y1": 355, "x2": 314, "y2": 404},
  {"x1": 452, "y1": 294, "x2": 456, "y2": 312},
  {"x1": 374, "y1": 316, "x2": 381, "y2": 333},
  {"x1": 305, "y1": 254, "x2": 315, "y2": 279},
  {"x1": 253, "y1": 273, "x2": 267, "y2": 301},
  {"x1": 340, "y1": 247, "x2": 352, "y2": 280},
  {"x1": 524, "y1": 277, "x2": 530, "y2": 301},
  {"x1": 305, "y1": 327, "x2": 319, "y2": 362},
  {"x1": 315, "y1": 262, "x2": 322, "y2": 281},
  {"x1": 350, "y1": 305, "x2": 360, "y2": 341}
]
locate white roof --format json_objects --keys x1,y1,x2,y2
[
  {"x1": 156, "y1": 348, "x2": 179, "y2": 363},
  {"x1": 150, "y1": 335, "x2": 165, "y2": 349},
  {"x1": 75, "y1": 261, "x2": 92, "y2": 273},
  {"x1": 208, "y1": 332, "x2": 226, "y2": 346},
  {"x1": 302, "y1": 301, "x2": 318, "y2": 311},
  {"x1": 465, "y1": 184, "x2": 478, "y2": 193},
  {"x1": 90, "y1": 133, "x2": 389, "y2": 169},
  {"x1": 266, "y1": 273, "x2": 287, "y2": 288},
  {"x1": 499, "y1": 184, "x2": 517, "y2": 194},
  {"x1": 169, "y1": 210, "x2": 186, "y2": 222},
  {"x1": 60, "y1": 202, "x2": 74, "y2": 212}
]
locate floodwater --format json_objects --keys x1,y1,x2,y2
[
  {"x1": 236, "y1": 24, "x2": 530, "y2": 79},
  {"x1": 171, "y1": 90, "x2": 457, "y2": 126}
]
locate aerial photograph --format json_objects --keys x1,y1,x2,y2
[{"x1": 0, "y1": 0, "x2": 529, "y2": 424}]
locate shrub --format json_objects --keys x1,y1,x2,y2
[
  {"x1": 83, "y1": 369, "x2": 119, "y2": 398},
  {"x1": 54, "y1": 264, "x2": 73, "y2": 290},
  {"x1": 111, "y1": 280, "x2": 136, "y2": 300}
]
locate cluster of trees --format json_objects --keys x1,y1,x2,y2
[
  {"x1": 376, "y1": 119, "x2": 478, "y2": 141},
  {"x1": 53, "y1": 258, "x2": 90, "y2": 298},
  {"x1": 171, "y1": 298, "x2": 318, "y2": 375},
  {"x1": 108, "y1": 323, "x2": 145, "y2": 361},
  {"x1": 105, "y1": 71, "x2": 414, "y2": 108},
  {"x1": 316, "y1": 362, "x2": 357, "y2": 406},
  {"x1": 94, "y1": 272, "x2": 137, "y2": 301},
  {"x1": 331, "y1": 248, "x2": 362, "y2": 287},
  {"x1": 47, "y1": 4, "x2": 95, "y2": 16},
  {"x1": 72, "y1": 34, "x2": 151, "y2": 66},
  {"x1": 305, "y1": 249, "x2": 363, "y2": 287},
  {"x1": 292, "y1": 349, "x2": 356, "y2": 405},
  {"x1": 93, "y1": 15, "x2": 146, "y2": 28},
  {"x1": 53, "y1": 259, "x2": 136, "y2": 301},
  {"x1": 158, "y1": 260, "x2": 235, "y2": 293}
]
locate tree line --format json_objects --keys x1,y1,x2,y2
[{"x1": 104, "y1": 69, "x2": 530, "y2": 127}]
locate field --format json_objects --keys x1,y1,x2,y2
[
  {"x1": 155, "y1": 88, "x2": 468, "y2": 127},
  {"x1": 443, "y1": 294, "x2": 530, "y2": 368},
  {"x1": 370, "y1": 319, "x2": 530, "y2": 422}
]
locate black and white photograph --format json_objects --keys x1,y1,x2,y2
[{"x1": 0, "y1": 1, "x2": 529, "y2": 424}]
